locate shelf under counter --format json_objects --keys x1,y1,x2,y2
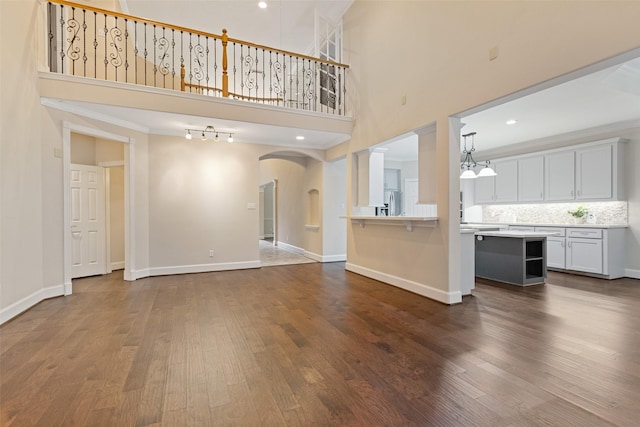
[{"x1": 343, "y1": 216, "x2": 438, "y2": 232}]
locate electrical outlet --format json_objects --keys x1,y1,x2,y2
[{"x1": 209, "y1": 250, "x2": 214, "y2": 257}]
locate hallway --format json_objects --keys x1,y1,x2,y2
[{"x1": 259, "y1": 239, "x2": 317, "y2": 267}]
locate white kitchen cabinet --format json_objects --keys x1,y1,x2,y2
[
  {"x1": 474, "y1": 160, "x2": 517, "y2": 204},
  {"x1": 575, "y1": 144, "x2": 612, "y2": 200},
  {"x1": 534, "y1": 227, "x2": 566, "y2": 269},
  {"x1": 494, "y1": 160, "x2": 518, "y2": 202},
  {"x1": 566, "y1": 237, "x2": 603, "y2": 274},
  {"x1": 545, "y1": 151, "x2": 575, "y2": 201},
  {"x1": 474, "y1": 172, "x2": 495, "y2": 204},
  {"x1": 518, "y1": 156, "x2": 544, "y2": 202}
]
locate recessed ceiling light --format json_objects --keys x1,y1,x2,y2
[
  {"x1": 506, "y1": 119, "x2": 517, "y2": 125},
  {"x1": 258, "y1": 1, "x2": 268, "y2": 8},
  {"x1": 296, "y1": 136, "x2": 305, "y2": 140}
]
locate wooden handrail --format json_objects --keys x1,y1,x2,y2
[{"x1": 47, "y1": 0, "x2": 349, "y2": 69}]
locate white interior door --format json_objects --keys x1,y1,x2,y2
[{"x1": 71, "y1": 164, "x2": 106, "y2": 278}]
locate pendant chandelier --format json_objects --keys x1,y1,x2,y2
[{"x1": 460, "y1": 132, "x2": 497, "y2": 179}]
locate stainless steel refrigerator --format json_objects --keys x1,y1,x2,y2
[{"x1": 385, "y1": 190, "x2": 403, "y2": 216}]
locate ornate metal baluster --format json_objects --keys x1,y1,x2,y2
[
  {"x1": 109, "y1": 16, "x2": 124, "y2": 81},
  {"x1": 289, "y1": 55, "x2": 293, "y2": 108},
  {"x1": 152, "y1": 25, "x2": 156, "y2": 87},
  {"x1": 59, "y1": 4, "x2": 65, "y2": 74},
  {"x1": 262, "y1": 48, "x2": 265, "y2": 103},
  {"x1": 193, "y1": 35, "x2": 205, "y2": 89},
  {"x1": 205, "y1": 36, "x2": 209, "y2": 94},
  {"x1": 82, "y1": 9, "x2": 87, "y2": 77},
  {"x1": 47, "y1": 2, "x2": 54, "y2": 72},
  {"x1": 124, "y1": 19, "x2": 128, "y2": 83},
  {"x1": 213, "y1": 36, "x2": 217, "y2": 93},
  {"x1": 232, "y1": 42, "x2": 237, "y2": 96},
  {"x1": 102, "y1": 14, "x2": 107, "y2": 79},
  {"x1": 188, "y1": 32, "x2": 192, "y2": 90},
  {"x1": 93, "y1": 11, "x2": 97, "y2": 78},
  {"x1": 134, "y1": 21, "x2": 138, "y2": 84},
  {"x1": 143, "y1": 22, "x2": 148, "y2": 85},
  {"x1": 295, "y1": 57, "x2": 300, "y2": 109},
  {"x1": 240, "y1": 44, "x2": 244, "y2": 98},
  {"x1": 171, "y1": 29, "x2": 176, "y2": 90},
  {"x1": 157, "y1": 25, "x2": 172, "y2": 88},
  {"x1": 179, "y1": 31, "x2": 184, "y2": 91},
  {"x1": 255, "y1": 46, "x2": 260, "y2": 102}
]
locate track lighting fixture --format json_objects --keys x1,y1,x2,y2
[{"x1": 184, "y1": 125, "x2": 234, "y2": 142}]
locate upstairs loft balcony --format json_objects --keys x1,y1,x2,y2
[{"x1": 44, "y1": 0, "x2": 350, "y2": 119}]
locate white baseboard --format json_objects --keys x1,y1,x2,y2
[
  {"x1": 0, "y1": 285, "x2": 65, "y2": 325},
  {"x1": 345, "y1": 263, "x2": 462, "y2": 305},
  {"x1": 304, "y1": 251, "x2": 346, "y2": 263},
  {"x1": 625, "y1": 268, "x2": 640, "y2": 280},
  {"x1": 259, "y1": 234, "x2": 265, "y2": 240},
  {"x1": 126, "y1": 269, "x2": 149, "y2": 281},
  {"x1": 148, "y1": 261, "x2": 261, "y2": 277},
  {"x1": 276, "y1": 241, "x2": 305, "y2": 255},
  {"x1": 111, "y1": 261, "x2": 125, "y2": 270}
]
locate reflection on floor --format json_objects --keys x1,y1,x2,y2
[{"x1": 259, "y1": 239, "x2": 317, "y2": 267}]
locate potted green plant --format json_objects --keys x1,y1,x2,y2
[{"x1": 568, "y1": 205, "x2": 588, "y2": 223}]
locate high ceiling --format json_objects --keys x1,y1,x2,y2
[
  {"x1": 58, "y1": 2, "x2": 639, "y2": 155},
  {"x1": 121, "y1": 0, "x2": 354, "y2": 55},
  {"x1": 461, "y1": 56, "x2": 640, "y2": 154}
]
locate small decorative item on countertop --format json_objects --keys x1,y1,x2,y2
[
  {"x1": 586, "y1": 211, "x2": 597, "y2": 224},
  {"x1": 568, "y1": 205, "x2": 588, "y2": 224}
]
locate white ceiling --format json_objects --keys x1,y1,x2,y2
[
  {"x1": 461, "y1": 57, "x2": 640, "y2": 153},
  {"x1": 43, "y1": 98, "x2": 349, "y2": 149},
  {"x1": 121, "y1": 0, "x2": 354, "y2": 55},
  {"x1": 56, "y1": 2, "x2": 639, "y2": 156}
]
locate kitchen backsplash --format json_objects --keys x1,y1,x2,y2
[{"x1": 482, "y1": 201, "x2": 628, "y2": 225}]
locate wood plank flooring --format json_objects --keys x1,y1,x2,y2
[{"x1": 1, "y1": 264, "x2": 639, "y2": 426}]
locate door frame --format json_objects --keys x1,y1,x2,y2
[{"x1": 63, "y1": 121, "x2": 135, "y2": 295}]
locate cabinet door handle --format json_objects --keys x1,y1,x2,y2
[
  {"x1": 571, "y1": 190, "x2": 574, "y2": 197},
  {"x1": 561, "y1": 241, "x2": 565, "y2": 248},
  {"x1": 568, "y1": 241, "x2": 572, "y2": 248}
]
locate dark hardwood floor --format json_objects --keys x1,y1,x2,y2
[{"x1": 1, "y1": 264, "x2": 639, "y2": 426}]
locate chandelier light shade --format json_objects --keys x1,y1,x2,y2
[
  {"x1": 185, "y1": 125, "x2": 234, "y2": 142},
  {"x1": 460, "y1": 132, "x2": 496, "y2": 179}
]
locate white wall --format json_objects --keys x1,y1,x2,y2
[
  {"x1": 1, "y1": 0, "x2": 45, "y2": 313},
  {"x1": 322, "y1": 158, "x2": 347, "y2": 260},
  {"x1": 148, "y1": 136, "x2": 260, "y2": 271},
  {"x1": 342, "y1": 0, "x2": 640, "y2": 302}
]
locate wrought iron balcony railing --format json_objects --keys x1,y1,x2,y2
[{"x1": 46, "y1": 0, "x2": 349, "y2": 115}]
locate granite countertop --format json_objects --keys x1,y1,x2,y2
[
  {"x1": 472, "y1": 222, "x2": 628, "y2": 229},
  {"x1": 476, "y1": 230, "x2": 561, "y2": 238}
]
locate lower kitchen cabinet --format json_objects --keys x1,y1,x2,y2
[
  {"x1": 566, "y1": 237, "x2": 603, "y2": 274},
  {"x1": 527, "y1": 226, "x2": 626, "y2": 279},
  {"x1": 546, "y1": 237, "x2": 566, "y2": 269}
]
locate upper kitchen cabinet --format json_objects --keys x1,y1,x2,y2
[
  {"x1": 575, "y1": 144, "x2": 613, "y2": 200},
  {"x1": 518, "y1": 156, "x2": 544, "y2": 202},
  {"x1": 474, "y1": 159, "x2": 518, "y2": 204},
  {"x1": 545, "y1": 150, "x2": 575, "y2": 201},
  {"x1": 545, "y1": 138, "x2": 624, "y2": 202}
]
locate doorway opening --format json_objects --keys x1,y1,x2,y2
[{"x1": 63, "y1": 122, "x2": 135, "y2": 295}]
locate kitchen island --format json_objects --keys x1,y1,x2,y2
[{"x1": 475, "y1": 230, "x2": 559, "y2": 286}]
